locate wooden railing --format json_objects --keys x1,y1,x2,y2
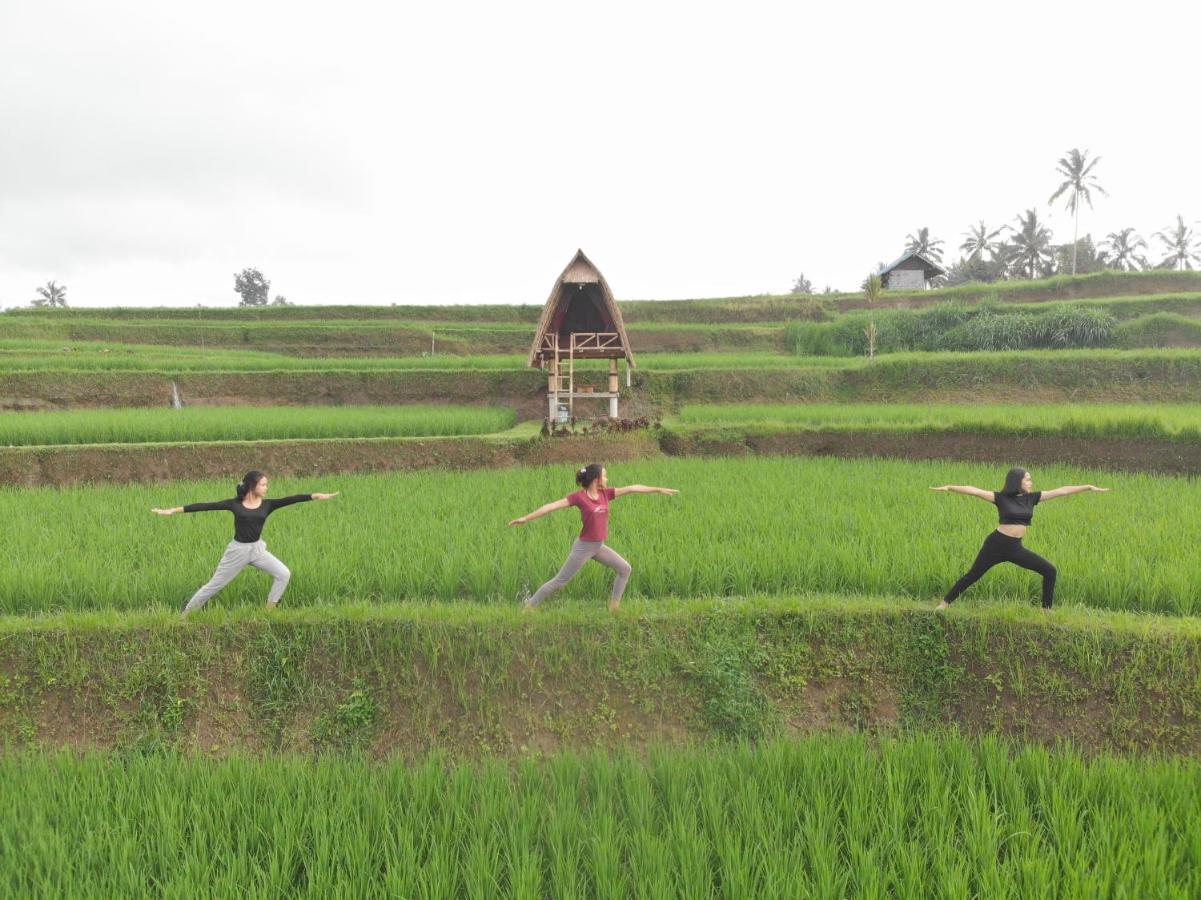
[{"x1": 539, "y1": 332, "x2": 621, "y2": 356}]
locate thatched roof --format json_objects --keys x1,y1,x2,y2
[{"x1": 527, "y1": 249, "x2": 636, "y2": 368}]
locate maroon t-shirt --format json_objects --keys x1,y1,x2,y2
[{"x1": 567, "y1": 487, "x2": 617, "y2": 541}]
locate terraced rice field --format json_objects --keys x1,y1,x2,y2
[
  {"x1": 0, "y1": 405, "x2": 516, "y2": 446},
  {"x1": 676, "y1": 402, "x2": 1201, "y2": 441},
  {"x1": 1, "y1": 457, "x2": 1193, "y2": 615},
  {"x1": 7, "y1": 272, "x2": 1201, "y2": 896},
  {"x1": 3, "y1": 734, "x2": 1197, "y2": 897}
]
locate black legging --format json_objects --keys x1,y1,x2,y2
[{"x1": 943, "y1": 530, "x2": 1057, "y2": 608}]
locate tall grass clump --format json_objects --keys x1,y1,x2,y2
[
  {"x1": 787, "y1": 303, "x2": 1117, "y2": 355},
  {"x1": 1114, "y1": 312, "x2": 1201, "y2": 348}
]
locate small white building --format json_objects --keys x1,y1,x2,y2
[{"x1": 878, "y1": 251, "x2": 946, "y2": 290}]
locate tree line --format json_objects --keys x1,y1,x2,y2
[
  {"x1": 793, "y1": 148, "x2": 1201, "y2": 294},
  {"x1": 20, "y1": 268, "x2": 292, "y2": 310}
]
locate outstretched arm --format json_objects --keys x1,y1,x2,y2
[
  {"x1": 271, "y1": 492, "x2": 340, "y2": 509},
  {"x1": 614, "y1": 485, "x2": 679, "y2": 498},
  {"x1": 1041, "y1": 485, "x2": 1109, "y2": 501},
  {"x1": 509, "y1": 498, "x2": 571, "y2": 527},
  {"x1": 152, "y1": 499, "x2": 231, "y2": 516},
  {"x1": 930, "y1": 485, "x2": 995, "y2": 502}
]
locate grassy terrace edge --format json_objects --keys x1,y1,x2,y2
[
  {"x1": 2, "y1": 594, "x2": 1198, "y2": 758},
  {"x1": 6, "y1": 419, "x2": 1201, "y2": 487},
  {"x1": 7, "y1": 349, "x2": 1201, "y2": 414}
]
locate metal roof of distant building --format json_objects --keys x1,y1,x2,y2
[{"x1": 877, "y1": 250, "x2": 948, "y2": 277}]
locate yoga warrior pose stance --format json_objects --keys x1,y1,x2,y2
[
  {"x1": 508, "y1": 463, "x2": 678, "y2": 611},
  {"x1": 931, "y1": 468, "x2": 1108, "y2": 611},
  {"x1": 152, "y1": 470, "x2": 339, "y2": 617}
]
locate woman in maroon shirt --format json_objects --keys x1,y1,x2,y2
[{"x1": 509, "y1": 463, "x2": 678, "y2": 611}]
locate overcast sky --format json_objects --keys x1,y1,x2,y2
[{"x1": 1, "y1": 0, "x2": 1198, "y2": 308}]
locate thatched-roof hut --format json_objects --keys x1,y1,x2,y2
[
  {"x1": 878, "y1": 251, "x2": 947, "y2": 289},
  {"x1": 528, "y1": 250, "x2": 635, "y2": 422}
]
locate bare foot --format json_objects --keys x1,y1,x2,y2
[
  {"x1": 934, "y1": 600, "x2": 950, "y2": 611},
  {"x1": 608, "y1": 600, "x2": 620, "y2": 612}
]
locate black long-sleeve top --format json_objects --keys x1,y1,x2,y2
[{"x1": 183, "y1": 495, "x2": 313, "y2": 543}]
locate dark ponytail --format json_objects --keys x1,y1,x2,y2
[
  {"x1": 999, "y1": 467, "x2": 1028, "y2": 497},
  {"x1": 575, "y1": 463, "x2": 603, "y2": 488},
  {"x1": 236, "y1": 469, "x2": 266, "y2": 500}
]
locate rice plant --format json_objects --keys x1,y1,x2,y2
[
  {"x1": 0, "y1": 733, "x2": 1196, "y2": 897},
  {"x1": 676, "y1": 402, "x2": 1201, "y2": 442},
  {"x1": 0, "y1": 405, "x2": 516, "y2": 446}
]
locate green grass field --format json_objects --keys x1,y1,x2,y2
[
  {"x1": 6, "y1": 273, "x2": 1201, "y2": 895},
  {"x1": 11, "y1": 336, "x2": 1201, "y2": 375},
  {"x1": 3, "y1": 733, "x2": 1197, "y2": 897},
  {"x1": 0, "y1": 340, "x2": 848, "y2": 373},
  {"x1": 0, "y1": 405, "x2": 516, "y2": 446},
  {"x1": 0, "y1": 457, "x2": 1193, "y2": 616},
  {"x1": 675, "y1": 402, "x2": 1201, "y2": 441}
]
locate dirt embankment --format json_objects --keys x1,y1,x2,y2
[
  {"x1": 0, "y1": 433, "x2": 662, "y2": 487},
  {"x1": 3, "y1": 425, "x2": 1197, "y2": 487},
  {"x1": 658, "y1": 429, "x2": 1201, "y2": 476},
  {"x1": 1, "y1": 604, "x2": 1197, "y2": 758},
  {"x1": 7, "y1": 354, "x2": 1201, "y2": 414},
  {"x1": 0, "y1": 370, "x2": 549, "y2": 417}
]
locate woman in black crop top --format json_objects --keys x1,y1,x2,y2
[
  {"x1": 931, "y1": 467, "x2": 1108, "y2": 610},
  {"x1": 153, "y1": 470, "x2": 339, "y2": 617}
]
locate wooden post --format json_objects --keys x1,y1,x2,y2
[
  {"x1": 608, "y1": 358, "x2": 619, "y2": 419},
  {"x1": 568, "y1": 336, "x2": 575, "y2": 421}
]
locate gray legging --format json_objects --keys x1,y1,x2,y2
[
  {"x1": 183, "y1": 540, "x2": 291, "y2": 613},
  {"x1": 526, "y1": 539, "x2": 632, "y2": 607}
]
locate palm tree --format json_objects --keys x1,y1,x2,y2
[
  {"x1": 790, "y1": 273, "x2": 814, "y2": 295},
  {"x1": 904, "y1": 227, "x2": 945, "y2": 263},
  {"x1": 32, "y1": 281, "x2": 68, "y2": 308},
  {"x1": 1099, "y1": 228, "x2": 1148, "y2": 271},
  {"x1": 1010, "y1": 209, "x2": 1056, "y2": 279},
  {"x1": 990, "y1": 241, "x2": 1020, "y2": 279},
  {"x1": 1154, "y1": 215, "x2": 1201, "y2": 270},
  {"x1": 959, "y1": 221, "x2": 1008, "y2": 261},
  {"x1": 1048, "y1": 148, "x2": 1107, "y2": 276}
]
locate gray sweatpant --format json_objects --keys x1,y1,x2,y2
[
  {"x1": 183, "y1": 540, "x2": 291, "y2": 613},
  {"x1": 526, "y1": 539, "x2": 632, "y2": 607}
]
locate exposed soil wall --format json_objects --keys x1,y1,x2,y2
[
  {"x1": 9, "y1": 354, "x2": 1201, "y2": 414},
  {"x1": 1, "y1": 601, "x2": 1196, "y2": 758},
  {"x1": 657, "y1": 428, "x2": 1201, "y2": 476},
  {"x1": 0, "y1": 433, "x2": 662, "y2": 487},
  {"x1": 2, "y1": 424, "x2": 1196, "y2": 487}
]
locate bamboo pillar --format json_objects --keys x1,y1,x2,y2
[{"x1": 608, "y1": 358, "x2": 619, "y2": 419}]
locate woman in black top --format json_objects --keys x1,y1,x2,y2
[
  {"x1": 931, "y1": 467, "x2": 1108, "y2": 610},
  {"x1": 153, "y1": 470, "x2": 339, "y2": 617}
]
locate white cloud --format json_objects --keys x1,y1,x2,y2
[{"x1": 1, "y1": 0, "x2": 1198, "y2": 307}]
